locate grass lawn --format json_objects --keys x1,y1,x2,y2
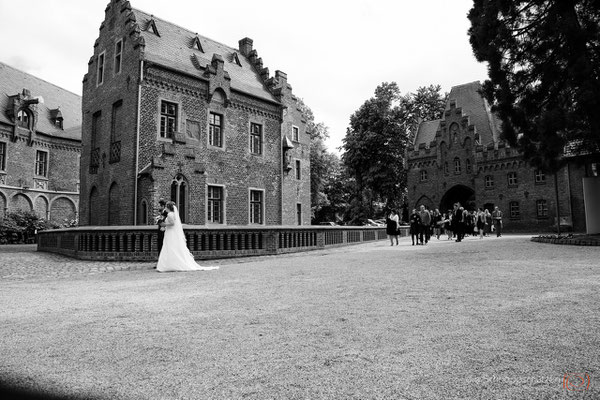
[{"x1": 1, "y1": 235, "x2": 599, "y2": 399}]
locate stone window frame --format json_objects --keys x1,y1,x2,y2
[
  {"x1": 249, "y1": 121, "x2": 263, "y2": 156},
  {"x1": 534, "y1": 169, "x2": 546, "y2": 184},
  {"x1": 466, "y1": 158, "x2": 472, "y2": 174},
  {"x1": 96, "y1": 51, "x2": 105, "y2": 87},
  {"x1": 17, "y1": 109, "x2": 33, "y2": 130},
  {"x1": 536, "y1": 199, "x2": 548, "y2": 219},
  {"x1": 0, "y1": 141, "x2": 6, "y2": 171},
  {"x1": 292, "y1": 125, "x2": 299, "y2": 142},
  {"x1": 295, "y1": 159, "x2": 302, "y2": 180},
  {"x1": 509, "y1": 200, "x2": 520, "y2": 219},
  {"x1": 207, "y1": 184, "x2": 226, "y2": 224},
  {"x1": 444, "y1": 161, "x2": 449, "y2": 175},
  {"x1": 420, "y1": 169, "x2": 428, "y2": 182},
  {"x1": 454, "y1": 157, "x2": 461, "y2": 174},
  {"x1": 507, "y1": 171, "x2": 518, "y2": 187},
  {"x1": 114, "y1": 39, "x2": 123, "y2": 76},
  {"x1": 485, "y1": 175, "x2": 494, "y2": 189},
  {"x1": 208, "y1": 111, "x2": 224, "y2": 149},
  {"x1": 249, "y1": 188, "x2": 265, "y2": 225},
  {"x1": 35, "y1": 149, "x2": 49, "y2": 178},
  {"x1": 158, "y1": 99, "x2": 179, "y2": 140}
]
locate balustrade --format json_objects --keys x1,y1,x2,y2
[{"x1": 37, "y1": 225, "x2": 407, "y2": 261}]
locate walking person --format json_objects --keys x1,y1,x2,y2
[
  {"x1": 409, "y1": 209, "x2": 421, "y2": 245},
  {"x1": 492, "y1": 206, "x2": 503, "y2": 237},
  {"x1": 452, "y1": 203, "x2": 464, "y2": 242},
  {"x1": 156, "y1": 198, "x2": 168, "y2": 253},
  {"x1": 432, "y1": 209, "x2": 443, "y2": 240},
  {"x1": 418, "y1": 205, "x2": 431, "y2": 245},
  {"x1": 484, "y1": 209, "x2": 492, "y2": 236},
  {"x1": 386, "y1": 209, "x2": 400, "y2": 246},
  {"x1": 445, "y1": 211, "x2": 453, "y2": 240},
  {"x1": 476, "y1": 208, "x2": 486, "y2": 239},
  {"x1": 157, "y1": 201, "x2": 219, "y2": 272}
]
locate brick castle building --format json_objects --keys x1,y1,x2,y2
[
  {"x1": 0, "y1": 62, "x2": 81, "y2": 223},
  {"x1": 80, "y1": 0, "x2": 310, "y2": 226},
  {"x1": 407, "y1": 81, "x2": 599, "y2": 232}
]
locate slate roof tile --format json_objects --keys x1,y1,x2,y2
[
  {"x1": 0, "y1": 61, "x2": 82, "y2": 141},
  {"x1": 132, "y1": 8, "x2": 278, "y2": 103}
]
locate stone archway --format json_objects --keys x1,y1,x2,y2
[{"x1": 440, "y1": 185, "x2": 476, "y2": 213}]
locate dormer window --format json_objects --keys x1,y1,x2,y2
[
  {"x1": 50, "y1": 108, "x2": 63, "y2": 130},
  {"x1": 17, "y1": 109, "x2": 31, "y2": 129},
  {"x1": 148, "y1": 17, "x2": 160, "y2": 36},
  {"x1": 232, "y1": 52, "x2": 242, "y2": 66},
  {"x1": 192, "y1": 35, "x2": 204, "y2": 52}
]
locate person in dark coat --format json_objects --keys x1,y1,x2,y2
[
  {"x1": 409, "y1": 209, "x2": 422, "y2": 246},
  {"x1": 156, "y1": 198, "x2": 168, "y2": 252}
]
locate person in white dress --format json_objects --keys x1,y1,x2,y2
[{"x1": 156, "y1": 201, "x2": 219, "y2": 272}]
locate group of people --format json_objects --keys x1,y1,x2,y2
[
  {"x1": 386, "y1": 204, "x2": 503, "y2": 246},
  {"x1": 155, "y1": 199, "x2": 219, "y2": 272}
]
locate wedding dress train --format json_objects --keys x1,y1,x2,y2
[{"x1": 156, "y1": 206, "x2": 219, "y2": 272}]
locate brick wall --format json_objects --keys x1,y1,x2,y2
[
  {"x1": 79, "y1": 1, "x2": 311, "y2": 227},
  {"x1": 80, "y1": 0, "x2": 142, "y2": 225},
  {"x1": 1, "y1": 122, "x2": 80, "y2": 223}
]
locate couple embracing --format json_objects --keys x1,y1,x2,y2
[{"x1": 155, "y1": 199, "x2": 218, "y2": 273}]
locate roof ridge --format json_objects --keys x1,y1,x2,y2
[{"x1": 0, "y1": 61, "x2": 82, "y2": 98}]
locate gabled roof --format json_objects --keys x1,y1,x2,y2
[
  {"x1": 413, "y1": 81, "x2": 501, "y2": 147},
  {"x1": 0, "y1": 61, "x2": 82, "y2": 141},
  {"x1": 131, "y1": 8, "x2": 279, "y2": 103},
  {"x1": 414, "y1": 119, "x2": 440, "y2": 147}
]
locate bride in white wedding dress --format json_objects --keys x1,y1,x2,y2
[{"x1": 156, "y1": 202, "x2": 219, "y2": 272}]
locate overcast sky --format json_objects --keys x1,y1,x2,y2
[{"x1": 0, "y1": 0, "x2": 488, "y2": 153}]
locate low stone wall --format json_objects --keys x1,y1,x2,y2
[{"x1": 37, "y1": 225, "x2": 410, "y2": 261}]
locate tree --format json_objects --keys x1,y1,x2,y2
[
  {"x1": 468, "y1": 0, "x2": 600, "y2": 172},
  {"x1": 297, "y1": 98, "x2": 345, "y2": 223},
  {"x1": 342, "y1": 83, "x2": 408, "y2": 223},
  {"x1": 341, "y1": 83, "x2": 447, "y2": 224}
]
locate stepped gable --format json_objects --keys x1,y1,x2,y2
[
  {"x1": 0, "y1": 61, "x2": 82, "y2": 140},
  {"x1": 130, "y1": 8, "x2": 279, "y2": 103},
  {"x1": 413, "y1": 81, "x2": 502, "y2": 149},
  {"x1": 445, "y1": 81, "x2": 501, "y2": 146}
]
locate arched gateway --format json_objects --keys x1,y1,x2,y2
[{"x1": 439, "y1": 185, "x2": 476, "y2": 212}]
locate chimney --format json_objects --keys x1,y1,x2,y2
[{"x1": 238, "y1": 37, "x2": 253, "y2": 57}]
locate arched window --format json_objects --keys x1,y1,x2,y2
[
  {"x1": 170, "y1": 174, "x2": 188, "y2": 223},
  {"x1": 454, "y1": 158, "x2": 461, "y2": 174},
  {"x1": 17, "y1": 109, "x2": 31, "y2": 129}
]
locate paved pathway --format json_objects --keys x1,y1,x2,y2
[
  {"x1": 1, "y1": 234, "x2": 599, "y2": 399},
  {"x1": 0, "y1": 244, "x2": 155, "y2": 280}
]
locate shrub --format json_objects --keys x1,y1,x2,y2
[{"x1": 0, "y1": 210, "x2": 60, "y2": 244}]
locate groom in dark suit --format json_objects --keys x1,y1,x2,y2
[{"x1": 156, "y1": 198, "x2": 168, "y2": 253}]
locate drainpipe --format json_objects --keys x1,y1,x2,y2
[{"x1": 133, "y1": 60, "x2": 144, "y2": 225}]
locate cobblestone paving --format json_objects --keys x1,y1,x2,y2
[{"x1": 0, "y1": 245, "x2": 155, "y2": 280}]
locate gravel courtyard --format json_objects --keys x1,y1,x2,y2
[{"x1": 1, "y1": 235, "x2": 599, "y2": 399}]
